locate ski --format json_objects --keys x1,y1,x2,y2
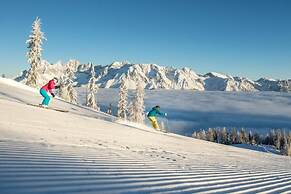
[{"x1": 26, "y1": 103, "x2": 69, "y2": 113}]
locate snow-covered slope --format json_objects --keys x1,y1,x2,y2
[
  {"x1": 1, "y1": 78, "x2": 291, "y2": 193},
  {"x1": 15, "y1": 61, "x2": 291, "y2": 91}
]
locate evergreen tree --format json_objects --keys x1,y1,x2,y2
[
  {"x1": 239, "y1": 128, "x2": 248, "y2": 144},
  {"x1": 230, "y1": 128, "x2": 239, "y2": 144},
  {"x1": 253, "y1": 133, "x2": 261, "y2": 145},
  {"x1": 192, "y1": 131, "x2": 197, "y2": 138},
  {"x1": 128, "y1": 81, "x2": 145, "y2": 123},
  {"x1": 107, "y1": 103, "x2": 113, "y2": 115},
  {"x1": 281, "y1": 134, "x2": 288, "y2": 155},
  {"x1": 249, "y1": 131, "x2": 255, "y2": 145},
  {"x1": 117, "y1": 79, "x2": 128, "y2": 119},
  {"x1": 269, "y1": 129, "x2": 276, "y2": 146},
  {"x1": 86, "y1": 63, "x2": 99, "y2": 110},
  {"x1": 26, "y1": 17, "x2": 46, "y2": 87},
  {"x1": 128, "y1": 101, "x2": 134, "y2": 121},
  {"x1": 220, "y1": 127, "x2": 229, "y2": 144},
  {"x1": 67, "y1": 81, "x2": 77, "y2": 104},
  {"x1": 59, "y1": 60, "x2": 79, "y2": 103},
  {"x1": 275, "y1": 129, "x2": 282, "y2": 150},
  {"x1": 197, "y1": 130, "x2": 207, "y2": 140},
  {"x1": 58, "y1": 75, "x2": 69, "y2": 101},
  {"x1": 206, "y1": 128, "x2": 215, "y2": 142}
]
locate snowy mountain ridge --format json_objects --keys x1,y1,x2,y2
[{"x1": 15, "y1": 61, "x2": 290, "y2": 91}]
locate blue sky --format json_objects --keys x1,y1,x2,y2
[{"x1": 0, "y1": 0, "x2": 291, "y2": 79}]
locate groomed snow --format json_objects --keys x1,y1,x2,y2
[{"x1": 1, "y1": 78, "x2": 291, "y2": 194}]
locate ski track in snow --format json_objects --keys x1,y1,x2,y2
[
  {"x1": 1, "y1": 140, "x2": 291, "y2": 194},
  {"x1": 1, "y1": 78, "x2": 291, "y2": 193}
]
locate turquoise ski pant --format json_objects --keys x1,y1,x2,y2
[{"x1": 40, "y1": 89, "x2": 51, "y2": 105}]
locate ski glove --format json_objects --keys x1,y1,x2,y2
[
  {"x1": 164, "y1": 113, "x2": 167, "y2": 117},
  {"x1": 51, "y1": 93, "x2": 55, "y2": 98}
]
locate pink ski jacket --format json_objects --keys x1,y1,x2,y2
[{"x1": 41, "y1": 80, "x2": 55, "y2": 93}]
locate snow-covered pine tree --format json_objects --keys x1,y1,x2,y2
[
  {"x1": 197, "y1": 130, "x2": 207, "y2": 140},
  {"x1": 206, "y1": 128, "x2": 215, "y2": 142},
  {"x1": 287, "y1": 142, "x2": 291, "y2": 156},
  {"x1": 117, "y1": 79, "x2": 128, "y2": 119},
  {"x1": 239, "y1": 128, "x2": 248, "y2": 144},
  {"x1": 269, "y1": 129, "x2": 276, "y2": 146},
  {"x1": 128, "y1": 101, "x2": 134, "y2": 121},
  {"x1": 86, "y1": 63, "x2": 99, "y2": 110},
  {"x1": 220, "y1": 127, "x2": 229, "y2": 144},
  {"x1": 107, "y1": 103, "x2": 112, "y2": 115},
  {"x1": 248, "y1": 131, "x2": 255, "y2": 145},
  {"x1": 192, "y1": 131, "x2": 197, "y2": 138},
  {"x1": 59, "y1": 60, "x2": 79, "y2": 103},
  {"x1": 230, "y1": 128, "x2": 238, "y2": 144},
  {"x1": 281, "y1": 133, "x2": 288, "y2": 155},
  {"x1": 128, "y1": 81, "x2": 145, "y2": 123},
  {"x1": 26, "y1": 17, "x2": 46, "y2": 87},
  {"x1": 288, "y1": 132, "x2": 291, "y2": 146},
  {"x1": 67, "y1": 80, "x2": 77, "y2": 104},
  {"x1": 58, "y1": 75, "x2": 69, "y2": 100},
  {"x1": 275, "y1": 129, "x2": 282, "y2": 150}
]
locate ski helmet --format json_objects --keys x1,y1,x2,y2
[{"x1": 53, "y1": 77, "x2": 59, "y2": 83}]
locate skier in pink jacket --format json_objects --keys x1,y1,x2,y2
[{"x1": 39, "y1": 78, "x2": 59, "y2": 107}]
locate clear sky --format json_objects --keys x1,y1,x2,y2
[{"x1": 0, "y1": 0, "x2": 290, "y2": 79}]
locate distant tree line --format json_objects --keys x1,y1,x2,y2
[{"x1": 192, "y1": 128, "x2": 291, "y2": 156}]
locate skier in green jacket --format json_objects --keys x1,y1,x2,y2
[{"x1": 147, "y1": 105, "x2": 167, "y2": 130}]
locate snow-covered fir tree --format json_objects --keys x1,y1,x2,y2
[
  {"x1": 128, "y1": 81, "x2": 145, "y2": 123},
  {"x1": 230, "y1": 128, "x2": 239, "y2": 144},
  {"x1": 239, "y1": 128, "x2": 248, "y2": 144},
  {"x1": 275, "y1": 129, "x2": 282, "y2": 150},
  {"x1": 86, "y1": 63, "x2": 99, "y2": 110},
  {"x1": 253, "y1": 133, "x2": 261, "y2": 145},
  {"x1": 197, "y1": 130, "x2": 207, "y2": 140},
  {"x1": 59, "y1": 60, "x2": 79, "y2": 103},
  {"x1": 220, "y1": 127, "x2": 229, "y2": 144},
  {"x1": 206, "y1": 128, "x2": 215, "y2": 142},
  {"x1": 281, "y1": 134, "x2": 288, "y2": 155},
  {"x1": 117, "y1": 79, "x2": 128, "y2": 119},
  {"x1": 26, "y1": 17, "x2": 46, "y2": 87},
  {"x1": 107, "y1": 103, "x2": 112, "y2": 115},
  {"x1": 128, "y1": 102, "x2": 134, "y2": 121},
  {"x1": 58, "y1": 75, "x2": 68, "y2": 100},
  {"x1": 67, "y1": 81, "x2": 77, "y2": 104}
]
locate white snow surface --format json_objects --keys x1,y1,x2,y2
[
  {"x1": 233, "y1": 144, "x2": 281, "y2": 155},
  {"x1": 1, "y1": 78, "x2": 291, "y2": 194}
]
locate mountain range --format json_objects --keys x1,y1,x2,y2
[{"x1": 15, "y1": 61, "x2": 290, "y2": 92}]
